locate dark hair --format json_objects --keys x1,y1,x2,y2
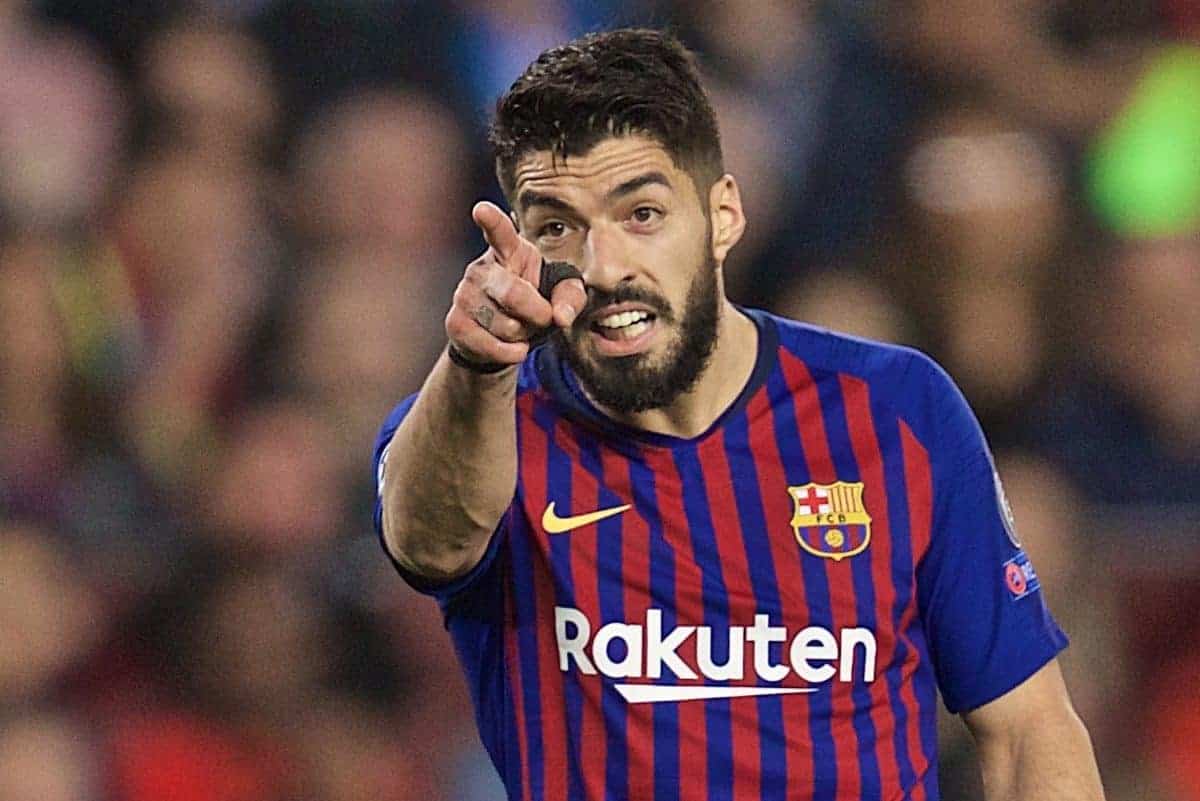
[{"x1": 490, "y1": 28, "x2": 723, "y2": 202}]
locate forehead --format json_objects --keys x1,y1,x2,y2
[{"x1": 511, "y1": 135, "x2": 693, "y2": 204}]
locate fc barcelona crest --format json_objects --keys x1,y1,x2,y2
[{"x1": 788, "y1": 482, "x2": 872, "y2": 561}]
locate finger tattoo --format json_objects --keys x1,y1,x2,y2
[{"x1": 472, "y1": 304, "x2": 496, "y2": 332}]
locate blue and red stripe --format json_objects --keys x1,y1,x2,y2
[
  {"x1": 644, "y1": 445, "x2": 710, "y2": 801},
  {"x1": 770, "y1": 353, "x2": 841, "y2": 797},
  {"x1": 539, "y1": 412, "x2": 586, "y2": 801},
  {"x1": 577, "y1": 434, "x2": 630, "y2": 801},
  {"x1": 743, "y1": 381, "x2": 817, "y2": 797},
  {"x1": 505, "y1": 543, "x2": 532, "y2": 801},
  {"x1": 901, "y1": 421, "x2": 939, "y2": 798},
  {"x1": 554, "y1": 423, "x2": 605, "y2": 801},
  {"x1": 514, "y1": 393, "x2": 553, "y2": 801},
  {"x1": 784, "y1": 351, "x2": 872, "y2": 799},
  {"x1": 603, "y1": 443, "x2": 650, "y2": 801},
  {"x1": 697, "y1": 424, "x2": 767, "y2": 801},
  {"x1": 837, "y1": 374, "x2": 907, "y2": 798},
  {"x1": 626, "y1": 450, "x2": 681, "y2": 801},
  {"x1": 674, "y1": 441, "x2": 736, "y2": 801}
]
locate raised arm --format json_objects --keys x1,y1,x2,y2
[
  {"x1": 378, "y1": 202, "x2": 585, "y2": 581},
  {"x1": 964, "y1": 660, "x2": 1106, "y2": 801}
]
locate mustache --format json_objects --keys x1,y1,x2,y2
[{"x1": 580, "y1": 284, "x2": 675, "y2": 323}]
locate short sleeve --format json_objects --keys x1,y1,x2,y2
[
  {"x1": 915, "y1": 367, "x2": 1068, "y2": 714},
  {"x1": 371, "y1": 395, "x2": 509, "y2": 602}
]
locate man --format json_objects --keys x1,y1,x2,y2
[{"x1": 373, "y1": 29, "x2": 1105, "y2": 801}]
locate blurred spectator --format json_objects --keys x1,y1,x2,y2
[
  {"x1": 685, "y1": 0, "x2": 913, "y2": 299},
  {"x1": 705, "y1": 80, "x2": 794, "y2": 294},
  {"x1": 140, "y1": 18, "x2": 279, "y2": 169},
  {"x1": 890, "y1": 99, "x2": 1072, "y2": 443},
  {"x1": 0, "y1": 239, "x2": 72, "y2": 517},
  {"x1": 1032, "y1": 235, "x2": 1200, "y2": 506},
  {"x1": 449, "y1": 0, "x2": 601, "y2": 115},
  {"x1": 200, "y1": 400, "x2": 346, "y2": 558},
  {"x1": 294, "y1": 697, "x2": 437, "y2": 801},
  {"x1": 370, "y1": 556, "x2": 487, "y2": 797},
  {"x1": 0, "y1": 523, "x2": 107, "y2": 704},
  {"x1": 0, "y1": 0, "x2": 125, "y2": 232},
  {"x1": 770, "y1": 265, "x2": 915, "y2": 345},
  {"x1": 189, "y1": 562, "x2": 334, "y2": 718},
  {"x1": 253, "y1": 0, "x2": 469, "y2": 127},
  {"x1": 289, "y1": 88, "x2": 471, "y2": 254},
  {"x1": 0, "y1": 709, "x2": 102, "y2": 801},
  {"x1": 110, "y1": 560, "x2": 329, "y2": 801},
  {"x1": 109, "y1": 707, "x2": 293, "y2": 801},
  {"x1": 278, "y1": 246, "x2": 447, "y2": 481},
  {"x1": 111, "y1": 151, "x2": 277, "y2": 485},
  {"x1": 1164, "y1": 0, "x2": 1200, "y2": 39},
  {"x1": 891, "y1": 0, "x2": 1144, "y2": 135},
  {"x1": 1149, "y1": 653, "x2": 1200, "y2": 801}
]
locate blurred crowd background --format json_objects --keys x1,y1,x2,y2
[{"x1": 2, "y1": 0, "x2": 1199, "y2": 799}]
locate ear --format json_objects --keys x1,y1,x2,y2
[
  {"x1": 708, "y1": 175, "x2": 746, "y2": 263},
  {"x1": 509, "y1": 209, "x2": 523, "y2": 234}
]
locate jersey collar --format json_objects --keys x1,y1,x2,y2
[{"x1": 534, "y1": 306, "x2": 778, "y2": 449}]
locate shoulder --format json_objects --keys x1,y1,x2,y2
[
  {"x1": 765, "y1": 310, "x2": 949, "y2": 399},
  {"x1": 761, "y1": 309, "x2": 971, "y2": 455}
]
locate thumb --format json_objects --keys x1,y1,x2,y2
[
  {"x1": 550, "y1": 277, "x2": 587, "y2": 328},
  {"x1": 538, "y1": 261, "x2": 587, "y2": 328}
]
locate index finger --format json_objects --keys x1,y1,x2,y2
[{"x1": 472, "y1": 201, "x2": 522, "y2": 264}]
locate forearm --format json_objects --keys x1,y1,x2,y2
[
  {"x1": 380, "y1": 348, "x2": 519, "y2": 580},
  {"x1": 378, "y1": 199, "x2": 586, "y2": 580},
  {"x1": 977, "y1": 706, "x2": 1105, "y2": 801}
]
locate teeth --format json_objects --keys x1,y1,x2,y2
[
  {"x1": 619, "y1": 320, "x2": 651, "y2": 340},
  {"x1": 598, "y1": 310, "x2": 650, "y2": 329}
]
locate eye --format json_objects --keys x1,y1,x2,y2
[
  {"x1": 631, "y1": 206, "x2": 661, "y2": 224},
  {"x1": 537, "y1": 221, "x2": 568, "y2": 240}
]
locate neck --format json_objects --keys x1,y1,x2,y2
[{"x1": 596, "y1": 299, "x2": 758, "y2": 439}]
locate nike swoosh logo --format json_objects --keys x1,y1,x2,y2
[{"x1": 542, "y1": 501, "x2": 631, "y2": 534}]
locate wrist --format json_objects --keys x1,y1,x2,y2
[{"x1": 446, "y1": 343, "x2": 516, "y2": 375}]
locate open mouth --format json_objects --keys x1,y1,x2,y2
[
  {"x1": 585, "y1": 305, "x2": 661, "y2": 356},
  {"x1": 591, "y1": 309, "x2": 657, "y2": 341}
]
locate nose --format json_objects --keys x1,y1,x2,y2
[{"x1": 578, "y1": 222, "x2": 634, "y2": 291}]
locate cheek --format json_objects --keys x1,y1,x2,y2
[{"x1": 655, "y1": 226, "x2": 709, "y2": 302}]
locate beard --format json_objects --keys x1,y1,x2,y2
[{"x1": 552, "y1": 253, "x2": 721, "y2": 415}]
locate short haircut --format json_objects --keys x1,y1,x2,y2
[{"x1": 490, "y1": 28, "x2": 724, "y2": 204}]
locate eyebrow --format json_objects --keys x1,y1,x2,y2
[
  {"x1": 517, "y1": 171, "x2": 674, "y2": 214},
  {"x1": 517, "y1": 190, "x2": 576, "y2": 214},
  {"x1": 606, "y1": 171, "x2": 672, "y2": 201}
]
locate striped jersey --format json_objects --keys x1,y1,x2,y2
[{"x1": 372, "y1": 308, "x2": 1067, "y2": 801}]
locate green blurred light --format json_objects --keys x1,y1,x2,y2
[{"x1": 1087, "y1": 45, "x2": 1200, "y2": 238}]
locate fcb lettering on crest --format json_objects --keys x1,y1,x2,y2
[{"x1": 788, "y1": 481, "x2": 872, "y2": 561}]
